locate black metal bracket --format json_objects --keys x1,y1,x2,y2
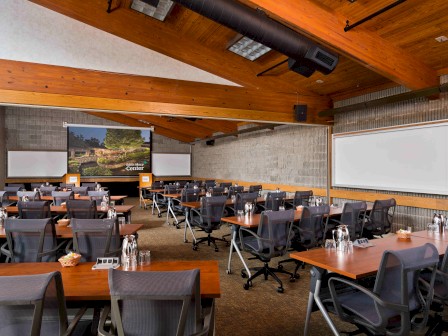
[
  {"x1": 256, "y1": 59, "x2": 288, "y2": 77},
  {"x1": 344, "y1": 0, "x2": 406, "y2": 32}
]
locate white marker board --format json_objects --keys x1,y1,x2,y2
[
  {"x1": 8, "y1": 151, "x2": 67, "y2": 177},
  {"x1": 151, "y1": 153, "x2": 191, "y2": 176},
  {"x1": 332, "y1": 122, "x2": 448, "y2": 195}
]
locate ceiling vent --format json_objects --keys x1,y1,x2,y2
[
  {"x1": 131, "y1": 0, "x2": 174, "y2": 21},
  {"x1": 173, "y1": 0, "x2": 338, "y2": 77}
]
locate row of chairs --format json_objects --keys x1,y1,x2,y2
[{"x1": 6, "y1": 182, "x2": 100, "y2": 190}]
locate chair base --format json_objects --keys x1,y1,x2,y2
[
  {"x1": 192, "y1": 233, "x2": 228, "y2": 252},
  {"x1": 242, "y1": 262, "x2": 296, "y2": 293},
  {"x1": 426, "y1": 312, "x2": 448, "y2": 336},
  {"x1": 278, "y1": 258, "x2": 305, "y2": 278}
]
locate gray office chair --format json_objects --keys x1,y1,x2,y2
[
  {"x1": 286, "y1": 190, "x2": 313, "y2": 209},
  {"x1": 154, "y1": 185, "x2": 178, "y2": 219},
  {"x1": 59, "y1": 182, "x2": 75, "y2": 189},
  {"x1": 219, "y1": 182, "x2": 232, "y2": 189},
  {"x1": 172, "y1": 188, "x2": 200, "y2": 229},
  {"x1": 30, "y1": 183, "x2": 45, "y2": 189},
  {"x1": 364, "y1": 198, "x2": 396, "y2": 238},
  {"x1": 39, "y1": 186, "x2": 57, "y2": 196},
  {"x1": 81, "y1": 182, "x2": 98, "y2": 191},
  {"x1": 258, "y1": 191, "x2": 286, "y2": 212},
  {"x1": 327, "y1": 243, "x2": 439, "y2": 336},
  {"x1": 4, "y1": 186, "x2": 21, "y2": 198},
  {"x1": 18, "y1": 200, "x2": 52, "y2": 219},
  {"x1": 248, "y1": 184, "x2": 262, "y2": 196},
  {"x1": 98, "y1": 268, "x2": 214, "y2": 336},
  {"x1": 204, "y1": 180, "x2": 216, "y2": 189},
  {"x1": 70, "y1": 218, "x2": 120, "y2": 262},
  {"x1": 325, "y1": 201, "x2": 367, "y2": 241},
  {"x1": 0, "y1": 191, "x2": 13, "y2": 207},
  {"x1": 211, "y1": 186, "x2": 225, "y2": 196},
  {"x1": 232, "y1": 192, "x2": 258, "y2": 216},
  {"x1": 72, "y1": 186, "x2": 89, "y2": 196},
  {"x1": 17, "y1": 191, "x2": 40, "y2": 201},
  {"x1": 227, "y1": 185, "x2": 244, "y2": 198},
  {"x1": 239, "y1": 209, "x2": 296, "y2": 293},
  {"x1": 52, "y1": 191, "x2": 75, "y2": 206},
  {"x1": 0, "y1": 271, "x2": 88, "y2": 336},
  {"x1": 66, "y1": 199, "x2": 98, "y2": 219},
  {"x1": 6, "y1": 183, "x2": 25, "y2": 190},
  {"x1": 88, "y1": 190, "x2": 110, "y2": 203},
  {"x1": 0, "y1": 218, "x2": 64, "y2": 262},
  {"x1": 190, "y1": 195, "x2": 227, "y2": 252}
]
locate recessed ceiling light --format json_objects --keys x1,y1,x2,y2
[
  {"x1": 316, "y1": 79, "x2": 324, "y2": 84},
  {"x1": 435, "y1": 36, "x2": 448, "y2": 43},
  {"x1": 131, "y1": 0, "x2": 174, "y2": 21},
  {"x1": 228, "y1": 36, "x2": 271, "y2": 61}
]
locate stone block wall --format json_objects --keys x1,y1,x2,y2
[{"x1": 0, "y1": 107, "x2": 5, "y2": 188}]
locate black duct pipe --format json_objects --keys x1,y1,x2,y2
[{"x1": 173, "y1": 0, "x2": 338, "y2": 77}]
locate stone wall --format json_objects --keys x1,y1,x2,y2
[{"x1": 0, "y1": 107, "x2": 5, "y2": 188}]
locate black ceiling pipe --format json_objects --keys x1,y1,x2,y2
[{"x1": 173, "y1": 0, "x2": 338, "y2": 76}]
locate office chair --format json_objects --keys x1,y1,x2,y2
[
  {"x1": 30, "y1": 182, "x2": 45, "y2": 189},
  {"x1": 4, "y1": 186, "x2": 21, "y2": 198},
  {"x1": 211, "y1": 187, "x2": 225, "y2": 196},
  {"x1": 69, "y1": 218, "x2": 120, "y2": 262},
  {"x1": 72, "y1": 186, "x2": 89, "y2": 196},
  {"x1": 172, "y1": 188, "x2": 200, "y2": 229},
  {"x1": 190, "y1": 195, "x2": 227, "y2": 252},
  {"x1": 39, "y1": 186, "x2": 57, "y2": 196},
  {"x1": 278, "y1": 205, "x2": 330, "y2": 278},
  {"x1": 98, "y1": 268, "x2": 214, "y2": 336},
  {"x1": 141, "y1": 181, "x2": 164, "y2": 212},
  {"x1": 51, "y1": 191, "x2": 75, "y2": 206},
  {"x1": 248, "y1": 184, "x2": 262, "y2": 196},
  {"x1": 364, "y1": 198, "x2": 396, "y2": 238},
  {"x1": 0, "y1": 191, "x2": 13, "y2": 207},
  {"x1": 258, "y1": 191, "x2": 286, "y2": 212},
  {"x1": 204, "y1": 181, "x2": 216, "y2": 189},
  {"x1": 59, "y1": 182, "x2": 75, "y2": 189},
  {"x1": 1, "y1": 218, "x2": 65, "y2": 262},
  {"x1": 154, "y1": 185, "x2": 178, "y2": 219},
  {"x1": 6, "y1": 183, "x2": 25, "y2": 190},
  {"x1": 88, "y1": 190, "x2": 110, "y2": 204},
  {"x1": 17, "y1": 190, "x2": 40, "y2": 201},
  {"x1": 286, "y1": 190, "x2": 313, "y2": 209},
  {"x1": 0, "y1": 271, "x2": 88, "y2": 335},
  {"x1": 18, "y1": 200, "x2": 52, "y2": 219},
  {"x1": 239, "y1": 209, "x2": 296, "y2": 293},
  {"x1": 219, "y1": 182, "x2": 232, "y2": 189},
  {"x1": 66, "y1": 199, "x2": 98, "y2": 219},
  {"x1": 227, "y1": 185, "x2": 244, "y2": 199},
  {"x1": 326, "y1": 243, "x2": 439, "y2": 336},
  {"x1": 325, "y1": 201, "x2": 367, "y2": 241},
  {"x1": 81, "y1": 182, "x2": 98, "y2": 191}
]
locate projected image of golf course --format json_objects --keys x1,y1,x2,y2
[{"x1": 68, "y1": 126, "x2": 151, "y2": 177}]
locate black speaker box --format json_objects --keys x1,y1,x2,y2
[
  {"x1": 288, "y1": 58, "x2": 315, "y2": 78},
  {"x1": 294, "y1": 105, "x2": 307, "y2": 122},
  {"x1": 206, "y1": 140, "x2": 215, "y2": 146}
]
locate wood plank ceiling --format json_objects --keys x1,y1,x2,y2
[{"x1": 3, "y1": 0, "x2": 447, "y2": 142}]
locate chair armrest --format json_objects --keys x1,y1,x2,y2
[
  {"x1": 239, "y1": 227, "x2": 270, "y2": 253},
  {"x1": 190, "y1": 208, "x2": 203, "y2": 226},
  {"x1": 63, "y1": 306, "x2": 88, "y2": 336},
  {"x1": 0, "y1": 241, "x2": 11, "y2": 262},
  {"x1": 97, "y1": 305, "x2": 113, "y2": 336}
]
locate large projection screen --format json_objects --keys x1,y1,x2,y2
[
  {"x1": 152, "y1": 153, "x2": 191, "y2": 176},
  {"x1": 332, "y1": 122, "x2": 448, "y2": 195},
  {"x1": 8, "y1": 151, "x2": 67, "y2": 177}
]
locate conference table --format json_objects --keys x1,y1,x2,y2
[
  {"x1": 290, "y1": 231, "x2": 448, "y2": 336},
  {"x1": 5, "y1": 205, "x2": 135, "y2": 224},
  {"x1": 0, "y1": 260, "x2": 221, "y2": 301}
]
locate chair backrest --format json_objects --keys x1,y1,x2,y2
[
  {"x1": 151, "y1": 181, "x2": 164, "y2": 189},
  {"x1": 0, "y1": 191, "x2": 11, "y2": 207},
  {"x1": 51, "y1": 191, "x2": 75, "y2": 206},
  {"x1": 176, "y1": 181, "x2": 188, "y2": 188},
  {"x1": 88, "y1": 190, "x2": 110, "y2": 203},
  {"x1": 17, "y1": 191, "x2": 41, "y2": 202},
  {"x1": 30, "y1": 183, "x2": 45, "y2": 189},
  {"x1": 108, "y1": 268, "x2": 201, "y2": 336},
  {"x1": 296, "y1": 205, "x2": 330, "y2": 249},
  {"x1": 339, "y1": 201, "x2": 367, "y2": 240},
  {"x1": 7, "y1": 183, "x2": 25, "y2": 190},
  {"x1": 211, "y1": 187, "x2": 225, "y2": 196},
  {"x1": 200, "y1": 196, "x2": 227, "y2": 226},
  {"x1": 72, "y1": 186, "x2": 89, "y2": 196},
  {"x1": 373, "y1": 243, "x2": 439, "y2": 333},
  {"x1": 39, "y1": 186, "x2": 57, "y2": 196},
  {"x1": 81, "y1": 182, "x2": 98, "y2": 191},
  {"x1": 180, "y1": 188, "x2": 200, "y2": 203},
  {"x1": 370, "y1": 198, "x2": 396, "y2": 235},
  {"x1": 264, "y1": 191, "x2": 286, "y2": 211},
  {"x1": 219, "y1": 182, "x2": 232, "y2": 189},
  {"x1": 234, "y1": 192, "x2": 258, "y2": 213},
  {"x1": 5, "y1": 218, "x2": 56, "y2": 262},
  {"x1": 164, "y1": 185, "x2": 178, "y2": 194},
  {"x1": 59, "y1": 183, "x2": 75, "y2": 189},
  {"x1": 186, "y1": 182, "x2": 199, "y2": 189},
  {"x1": 256, "y1": 209, "x2": 294, "y2": 259},
  {"x1": 204, "y1": 181, "x2": 216, "y2": 189},
  {"x1": 249, "y1": 185, "x2": 262, "y2": 196},
  {"x1": 66, "y1": 199, "x2": 98, "y2": 219},
  {"x1": 228, "y1": 186, "x2": 244, "y2": 197},
  {"x1": 4, "y1": 186, "x2": 21, "y2": 197},
  {"x1": 0, "y1": 271, "x2": 69, "y2": 335},
  {"x1": 292, "y1": 190, "x2": 313, "y2": 207},
  {"x1": 71, "y1": 218, "x2": 118, "y2": 262},
  {"x1": 18, "y1": 200, "x2": 52, "y2": 219}
]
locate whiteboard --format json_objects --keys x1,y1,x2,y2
[
  {"x1": 332, "y1": 123, "x2": 448, "y2": 195},
  {"x1": 151, "y1": 153, "x2": 191, "y2": 176},
  {"x1": 8, "y1": 151, "x2": 67, "y2": 177}
]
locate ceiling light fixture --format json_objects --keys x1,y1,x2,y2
[
  {"x1": 131, "y1": 0, "x2": 174, "y2": 21},
  {"x1": 228, "y1": 36, "x2": 271, "y2": 61}
]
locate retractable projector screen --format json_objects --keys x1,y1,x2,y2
[
  {"x1": 332, "y1": 122, "x2": 448, "y2": 195},
  {"x1": 151, "y1": 153, "x2": 191, "y2": 176},
  {"x1": 8, "y1": 151, "x2": 67, "y2": 177}
]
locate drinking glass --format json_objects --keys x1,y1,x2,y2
[
  {"x1": 139, "y1": 250, "x2": 151, "y2": 265},
  {"x1": 237, "y1": 210, "x2": 244, "y2": 218},
  {"x1": 279, "y1": 205, "x2": 285, "y2": 211},
  {"x1": 325, "y1": 239, "x2": 336, "y2": 249},
  {"x1": 118, "y1": 217, "x2": 126, "y2": 225}
]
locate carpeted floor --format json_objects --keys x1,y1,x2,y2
[{"x1": 130, "y1": 196, "x2": 362, "y2": 336}]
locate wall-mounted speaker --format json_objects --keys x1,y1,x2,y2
[
  {"x1": 294, "y1": 105, "x2": 307, "y2": 122},
  {"x1": 206, "y1": 140, "x2": 215, "y2": 146}
]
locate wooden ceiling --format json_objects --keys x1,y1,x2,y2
[{"x1": 2, "y1": 0, "x2": 447, "y2": 142}]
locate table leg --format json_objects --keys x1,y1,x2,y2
[
  {"x1": 226, "y1": 226, "x2": 251, "y2": 277},
  {"x1": 303, "y1": 267, "x2": 340, "y2": 336},
  {"x1": 151, "y1": 193, "x2": 161, "y2": 216},
  {"x1": 165, "y1": 197, "x2": 171, "y2": 224},
  {"x1": 184, "y1": 208, "x2": 197, "y2": 244}
]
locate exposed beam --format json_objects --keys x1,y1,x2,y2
[
  {"x1": 0, "y1": 59, "x2": 331, "y2": 125},
  {"x1": 86, "y1": 111, "x2": 194, "y2": 143},
  {"x1": 193, "y1": 119, "x2": 238, "y2": 134},
  {"x1": 247, "y1": 0, "x2": 439, "y2": 90}
]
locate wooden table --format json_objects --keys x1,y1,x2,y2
[
  {"x1": 290, "y1": 234, "x2": 448, "y2": 336},
  {"x1": 0, "y1": 260, "x2": 221, "y2": 301},
  {"x1": 10, "y1": 195, "x2": 128, "y2": 204},
  {"x1": 5, "y1": 205, "x2": 135, "y2": 223},
  {"x1": 0, "y1": 223, "x2": 143, "y2": 239},
  {"x1": 411, "y1": 229, "x2": 448, "y2": 242}
]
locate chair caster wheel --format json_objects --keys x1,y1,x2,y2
[
  {"x1": 243, "y1": 283, "x2": 250, "y2": 290},
  {"x1": 183, "y1": 239, "x2": 188, "y2": 243},
  {"x1": 192, "y1": 246, "x2": 198, "y2": 251},
  {"x1": 241, "y1": 271, "x2": 247, "y2": 278},
  {"x1": 294, "y1": 273, "x2": 300, "y2": 279},
  {"x1": 226, "y1": 270, "x2": 231, "y2": 274},
  {"x1": 176, "y1": 225, "x2": 180, "y2": 229},
  {"x1": 157, "y1": 214, "x2": 162, "y2": 218},
  {"x1": 289, "y1": 277, "x2": 295, "y2": 283},
  {"x1": 214, "y1": 248, "x2": 219, "y2": 252},
  {"x1": 277, "y1": 264, "x2": 283, "y2": 270},
  {"x1": 277, "y1": 287, "x2": 284, "y2": 293}
]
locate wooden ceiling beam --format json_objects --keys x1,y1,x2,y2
[
  {"x1": 86, "y1": 111, "x2": 195, "y2": 143},
  {"x1": 247, "y1": 0, "x2": 439, "y2": 90},
  {"x1": 193, "y1": 119, "x2": 238, "y2": 134}
]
